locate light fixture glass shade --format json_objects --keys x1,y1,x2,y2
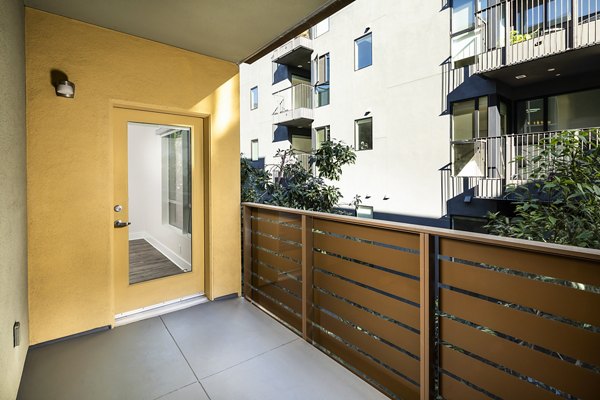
[{"x1": 56, "y1": 80, "x2": 75, "y2": 98}]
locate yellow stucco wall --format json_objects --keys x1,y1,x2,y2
[{"x1": 26, "y1": 8, "x2": 241, "y2": 345}]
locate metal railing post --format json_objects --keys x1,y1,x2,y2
[
  {"x1": 301, "y1": 215, "x2": 314, "y2": 341},
  {"x1": 420, "y1": 233, "x2": 436, "y2": 400},
  {"x1": 243, "y1": 205, "x2": 252, "y2": 299}
]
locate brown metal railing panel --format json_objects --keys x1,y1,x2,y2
[
  {"x1": 439, "y1": 373, "x2": 490, "y2": 400},
  {"x1": 313, "y1": 269, "x2": 420, "y2": 330},
  {"x1": 313, "y1": 309, "x2": 420, "y2": 383},
  {"x1": 441, "y1": 238, "x2": 600, "y2": 286},
  {"x1": 254, "y1": 208, "x2": 302, "y2": 226},
  {"x1": 252, "y1": 247, "x2": 302, "y2": 282},
  {"x1": 250, "y1": 276, "x2": 302, "y2": 314},
  {"x1": 440, "y1": 288, "x2": 600, "y2": 367},
  {"x1": 314, "y1": 252, "x2": 420, "y2": 304},
  {"x1": 441, "y1": 317, "x2": 599, "y2": 399},
  {"x1": 314, "y1": 289, "x2": 420, "y2": 356},
  {"x1": 315, "y1": 332, "x2": 420, "y2": 400},
  {"x1": 251, "y1": 289, "x2": 302, "y2": 332},
  {"x1": 440, "y1": 346, "x2": 558, "y2": 400},
  {"x1": 313, "y1": 231, "x2": 420, "y2": 277},
  {"x1": 314, "y1": 219, "x2": 421, "y2": 250},
  {"x1": 251, "y1": 217, "x2": 302, "y2": 244},
  {"x1": 242, "y1": 203, "x2": 600, "y2": 400},
  {"x1": 440, "y1": 259, "x2": 600, "y2": 327},
  {"x1": 251, "y1": 233, "x2": 302, "y2": 263},
  {"x1": 252, "y1": 261, "x2": 302, "y2": 296}
]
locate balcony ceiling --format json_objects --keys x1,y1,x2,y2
[
  {"x1": 481, "y1": 45, "x2": 600, "y2": 87},
  {"x1": 24, "y1": 0, "x2": 348, "y2": 63}
]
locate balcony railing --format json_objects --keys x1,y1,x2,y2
[
  {"x1": 273, "y1": 83, "x2": 314, "y2": 127},
  {"x1": 443, "y1": 128, "x2": 599, "y2": 207},
  {"x1": 474, "y1": 0, "x2": 600, "y2": 72},
  {"x1": 292, "y1": 150, "x2": 312, "y2": 172},
  {"x1": 242, "y1": 202, "x2": 600, "y2": 400},
  {"x1": 271, "y1": 32, "x2": 313, "y2": 66}
]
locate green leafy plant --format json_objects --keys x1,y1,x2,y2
[
  {"x1": 486, "y1": 129, "x2": 600, "y2": 248},
  {"x1": 241, "y1": 140, "x2": 356, "y2": 213},
  {"x1": 510, "y1": 29, "x2": 536, "y2": 44}
]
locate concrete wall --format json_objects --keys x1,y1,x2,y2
[
  {"x1": 240, "y1": 0, "x2": 451, "y2": 221},
  {"x1": 0, "y1": 1, "x2": 29, "y2": 398},
  {"x1": 26, "y1": 8, "x2": 241, "y2": 345}
]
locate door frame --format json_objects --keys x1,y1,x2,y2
[{"x1": 111, "y1": 102, "x2": 210, "y2": 317}]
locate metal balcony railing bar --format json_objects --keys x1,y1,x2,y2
[{"x1": 474, "y1": 0, "x2": 599, "y2": 72}]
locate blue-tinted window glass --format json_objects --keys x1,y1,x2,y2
[{"x1": 355, "y1": 33, "x2": 372, "y2": 70}]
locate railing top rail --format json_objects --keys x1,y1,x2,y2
[
  {"x1": 242, "y1": 202, "x2": 600, "y2": 261},
  {"x1": 272, "y1": 82, "x2": 313, "y2": 96}
]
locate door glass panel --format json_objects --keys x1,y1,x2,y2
[{"x1": 128, "y1": 122, "x2": 192, "y2": 284}]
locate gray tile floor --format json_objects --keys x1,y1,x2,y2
[{"x1": 18, "y1": 298, "x2": 386, "y2": 400}]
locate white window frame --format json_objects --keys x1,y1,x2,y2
[
  {"x1": 250, "y1": 139, "x2": 259, "y2": 161},
  {"x1": 354, "y1": 33, "x2": 373, "y2": 70},
  {"x1": 250, "y1": 86, "x2": 258, "y2": 110},
  {"x1": 355, "y1": 117, "x2": 373, "y2": 151}
]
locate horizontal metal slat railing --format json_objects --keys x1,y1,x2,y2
[
  {"x1": 475, "y1": 0, "x2": 600, "y2": 72},
  {"x1": 242, "y1": 203, "x2": 600, "y2": 399}
]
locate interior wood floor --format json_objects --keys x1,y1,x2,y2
[{"x1": 129, "y1": 239, "x2": 184, "y2": 284}]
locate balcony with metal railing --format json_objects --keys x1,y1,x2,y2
[
  {"x1": 271, "y1": 30, "x2": 313, "y2": 67},
  {"x1": 473, "y1": 0, "x2": 600, "y2": 74},
  {"x1": 273, "y1": 83, "x2": 314, "y2": 127},
  {"x1": 242, "y1": 202, "x2": 600, "y2": 400},
  {"x1": 441, "y1": 127, "x2": 600, "y2": 213}
]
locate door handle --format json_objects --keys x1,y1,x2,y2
[{"x1": 114, "y1": 220, "x2": 131, "y2": 228}]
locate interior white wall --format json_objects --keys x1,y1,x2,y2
[
  {"x1": 240, "y1": 0, "x2": 451, "y2": 221},
  {"x1": 127, "y1": 123, "x2": 192, "y2": 270}
]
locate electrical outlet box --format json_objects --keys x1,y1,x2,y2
[{"x1": 13, "y1": 322, "x2": 20, "y2": 347}]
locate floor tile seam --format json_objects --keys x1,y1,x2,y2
[
  {"x1": 151, "y1": 381, "x2": 198, "y2": 400},
  {"x1": 198, "y1": 337, "x2": 301, "y2": 381},
  {"x1": 159, "y1": 315, "x2": 213, "y2": 400}
]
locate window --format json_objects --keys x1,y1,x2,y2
[
  {"x1": 451, "y1": 97, "x2": 489, "y2": 141},
  {"x1": 250, "y1": 86, "x2": 258, "y2": 110},
  {"x1": 451, "y1": 97, "x2": 489, "y2": 177},
  {"x1": 516, "y1": 98, "x2": 545, "y2": 133},
  {"x1": 163, "y1": 130, "x2": 191, "y2": 234},
  {"x1": 514, "y1": 0, "x2": 572, "y2": 34},
  {"x1": 355, "y1": 33, "x2": 372, "y2": 70},
  {"x1": 355, "y1": 117, "x2": 373, "y2": 151},
  {"x1": 312, "y1": 18, "x2": 330, "y2": 38},
  {"x1": 356, "y1": 205, "x2": 374, "y2": 219},
  {"x1": 452, "y1": 0, "x2": 476, "y2": 33},
  {"x1": 315, "y1": 126, "x2": 330, "y2": 149},
  {"x1": 548, "y1": 88, "x2": 600, "y2": 130},
  {"x1": 315, "y1": 54, "x2": 330, "y2": 107},
  {"x1": 452, "y1": 100, "x2": 475, "y2": 141},
  {"x1": 579, "y1": 0, "x2": 600, "y2": 21},
  {"x1": 251, "y1": 139, "x2": 259, "y2": 161}
]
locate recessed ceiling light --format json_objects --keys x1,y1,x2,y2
[
  {"x1": 515, "y1": 74, "x2": 527, "y2": 79},
  {"x1": 556, "y1": 73, "x2": 561, "y2": 76},
  {"x1": 547, "y1": 68, "x2": 556, "y2": 72},
  {"x1": 297, "y1": 65, "x2": 303, "y2": 68}
]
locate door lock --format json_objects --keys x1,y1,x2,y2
[
  {"x1": 114, "y1": 220, "x2": 131, "y2": 228},
  {"x1": 114, "y1": 204, "x2": 123, "y2": 212}
]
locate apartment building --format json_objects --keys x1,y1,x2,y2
[
  {"x1": 240, "y1": 0, "x2": 452, "y2": 227},
  {"x1": 446, "y1": 0, "x2": 600, "y2": 231},
  {"x1": 241, "y1": 0, "x2": 600, "y2": 231}
]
